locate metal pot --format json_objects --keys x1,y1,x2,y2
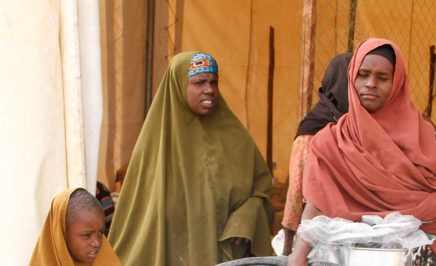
[{"x1": 348, "y1": 247, "x2": 410, "y2": 266}]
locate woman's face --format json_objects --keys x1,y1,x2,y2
[
  {"x1": 187, "y1": 72, "x2": 219, "y2": 116},
  {"x1": 354, "y1": 54, "x2": 394, "y2": 113}
]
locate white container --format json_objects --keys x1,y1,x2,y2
[{"x1": 348, "y1": 247, "x2": 409, "y2": 266}]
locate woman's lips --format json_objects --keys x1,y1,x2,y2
[
  {"x1": 360, "y1": 93, "x2": 378, "y2": 100},
  {"x1": 201, "y1": 99, "x2": 215, "y2": 107}
]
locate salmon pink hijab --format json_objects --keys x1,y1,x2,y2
[{"x1": 303, "y1": 38, "x2": 436, "y2": 249}]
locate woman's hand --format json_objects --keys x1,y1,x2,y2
[
  {"x1": 286, "y1": 236, "x2": 309, "y2": 266},
  {"x1": 287, "y1": 253, "x2": 308, "y2": 266},
  {"x1": 287, "y1": 202, "x2": 321, "y2": 265}
]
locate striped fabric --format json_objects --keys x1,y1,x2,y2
[{"x1": 96, "y1": 181, "x2": 115, "y2": 235}]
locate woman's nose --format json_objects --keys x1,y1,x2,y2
[
  {"x1": 365, "y1": 76, "x2": 376, "y2": 88},
  {"x1": 204, "y1": 83, "x2": 215, "y2": 94}
]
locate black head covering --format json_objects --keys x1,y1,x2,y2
[
  {"x1": 367, "y1": 44, "x2": 396, "y2": 67},
  {"x1": 296, "y1": 52, "x2": 352, "y2": 137}
]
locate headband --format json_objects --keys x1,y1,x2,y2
[{"x1": 187, "y1": 53, "x2": 218, "y2": 77}]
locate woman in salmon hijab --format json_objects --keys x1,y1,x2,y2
[
  {"x1": 108, "y1": 52, "x2": 273, "y2": 265},
  {"x1": 288, "y1": 38, "x2": 436, "y2": 265},
  {"x1": 30, "y1": 188, "x2": 121, "y2": 266}
]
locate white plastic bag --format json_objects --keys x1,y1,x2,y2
[
  {"x1": 297, "y1": 212, "x2": 434, "y2": 265},
  {"x1": 271, "y1": 228, "x2": 285, "y2": 255}
]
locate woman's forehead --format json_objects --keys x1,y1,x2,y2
[
  {"x1": 359, "y1": 54, "x2": 394, "y2": 73},
  {"x1": 188, "y1": 72, "x2": 218, "y2": 80}
]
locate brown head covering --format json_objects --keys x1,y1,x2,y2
[
  {"x1": 29, "y1": 188, "x2": 121, "y2": 266},
  {"x1": 296, "y1": 53, "x2": 352, "y2": 136},
  {"x1": 303, "y1": 38, "x2": 436, "y2": 248}
]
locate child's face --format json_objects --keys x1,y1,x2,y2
[{"x1": 66, "y1": 208, "x2": 105, "y2": 263}]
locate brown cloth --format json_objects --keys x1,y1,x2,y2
[
  {"x1": 296, "y1": 52, "x2": 352, "y2": 137},
  {"x1": 29, "y1": 189, "x2": 121, "y2": 266},
  {"x1": 303, "y1": 38, "x2": 436, "y2": 251}
]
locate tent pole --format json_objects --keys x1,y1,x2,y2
[
  {"x1": 298, "y1": 0, "x2": 316, "y2": 120},
  {"x1": 145, "y1": 0, "x2": 155, "y2": 116},
  {"x1": 267, "y1": 26, "x2": 275, "y2": 173},
  {"x1": 348, "y1": 0, "x2": 358, "y2": 52},
  {"x1": 425, "y1": 45, "x2": 436, "y2": 118}
]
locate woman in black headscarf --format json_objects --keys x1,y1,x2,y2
[{"x1": 281, "y1": 52, "x2": 352, "y2": 255}]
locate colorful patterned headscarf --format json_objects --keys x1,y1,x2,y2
[{"x1": 188, "y1": 52, "x2": 218, "y2": 77}]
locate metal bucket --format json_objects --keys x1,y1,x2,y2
[
  {"x1": 216, "y1": 256, "x2": 288, "y2": 266},
  {"x1": 348, "y1": 247, "x2": 409, "y2": 266}
]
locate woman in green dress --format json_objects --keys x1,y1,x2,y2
[{"x1": 108, "y1": 52, "x2": 273, "y2": 266}]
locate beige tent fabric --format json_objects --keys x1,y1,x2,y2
[
  {"x1": 77, "y1": 0, "x2": 104, "y2": 195},
  {"x1": 60, "y1": 0, "x2": 87, "y2": 187},
  {"x1": 0, "y1": 1, "x2": 67, "y2": 264},
  {"x1": 0, "y1": 0, "x2": 97, "y2": 264}
]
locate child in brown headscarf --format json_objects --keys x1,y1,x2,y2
[{"x1": 30, "y1": 188, "x2": 121, "y2": 266}]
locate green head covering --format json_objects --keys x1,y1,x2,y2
[{"x1": 108, "y1": 52, "x2": 273, "y2": 265}]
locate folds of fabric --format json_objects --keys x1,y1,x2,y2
[
  {"x1": 0, "y1": 0, "x2": 91, "y2": 263},
  {"x1": 108, "y1": 52, "x2": 273, "y2": 265},
  {"x1": 283, "y1": 53, "x2": 351, "y2": 231},
  {"x1": 282, "y1": 135, "x2": 313, "y2": 231},
  {"x1": 77, "y1": 0, "x2": 105, "y2": 195},
  {"x1": 60, "y1": 0, "x2": 87, "y2": 188},
  {"x1": 303, "y1": 38, "x2": 436, "y2": 250},
  {"x1": 29, "y1": 188, "x2": 121, "y2": 266}
]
